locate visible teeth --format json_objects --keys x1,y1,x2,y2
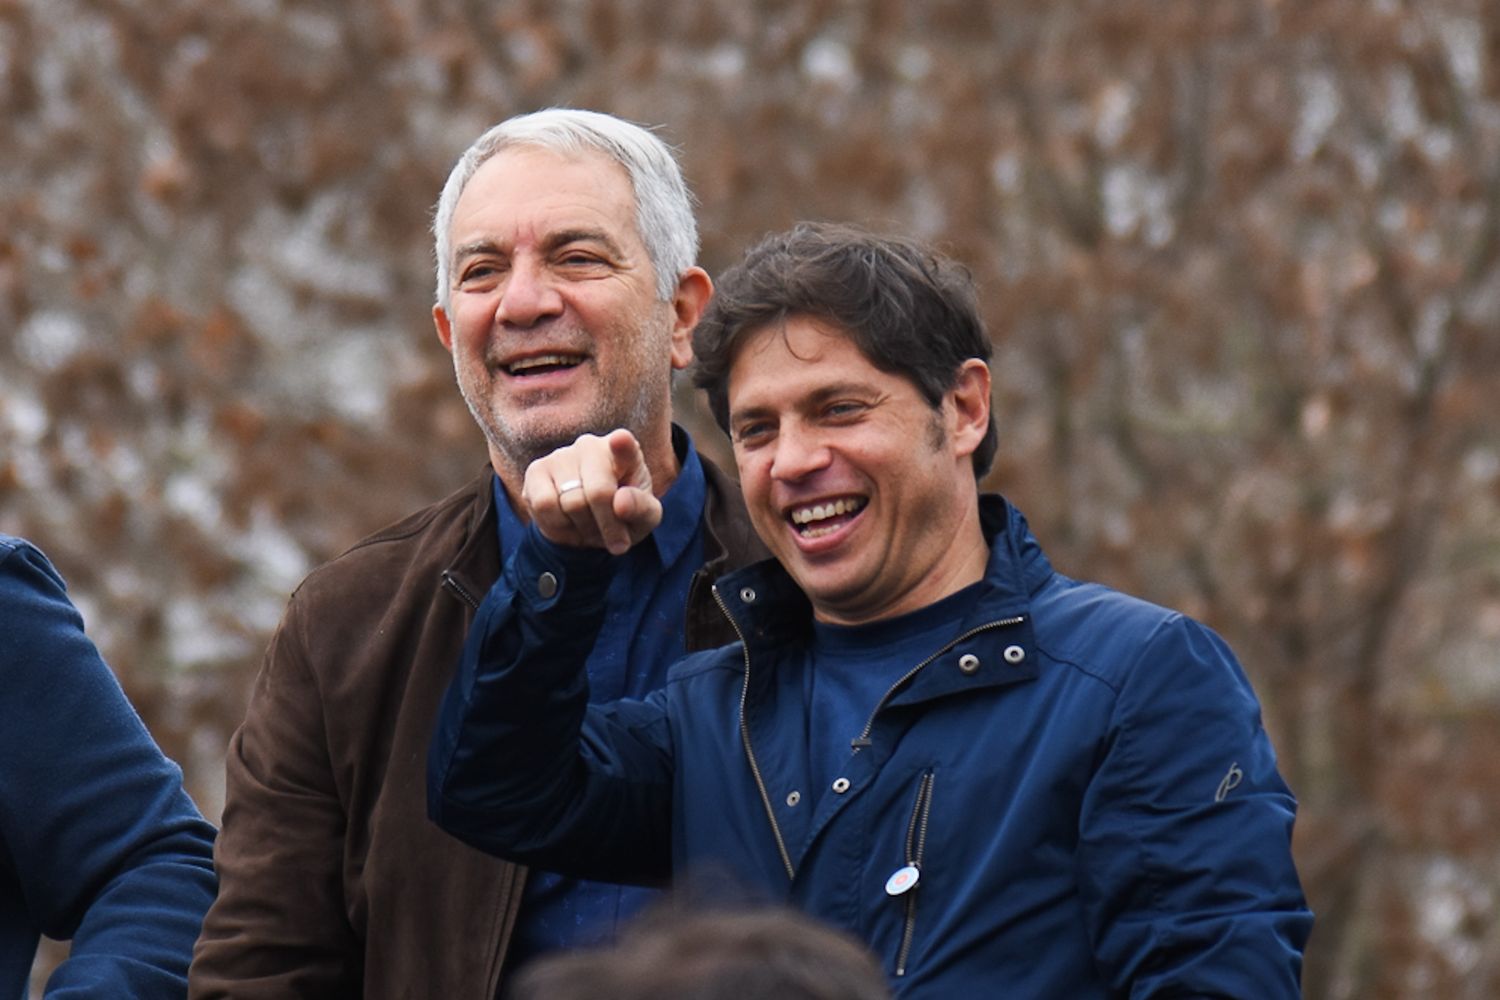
[
  {"x1": 790, "y1": 497, "x2": 866, "y2": 526},
  {"x1": 506, "y1": 354, "x2": 583, "y2": 374}
]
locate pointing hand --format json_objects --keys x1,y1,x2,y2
[{"x1": 522, "y1": 429, "x2": 662, "y2": 554}]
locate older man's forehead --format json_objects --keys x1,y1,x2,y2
[{"x1": 446, "y1": 149, "x2": 642, "y2": 259}]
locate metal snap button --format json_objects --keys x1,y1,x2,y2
[
  {"x1": 739, "y1": 586, "x2": 757, "y2": 604},
  {"x1": 831, "y1": 777, "x2": 851, "y2": 794},
  {"x1": 1003, "y1": 645, "x2": 1026, "y2": 665},
  {"x1": 786, "y1": 790, "x2": 801, "y2": 807},
  {"x1": 958, "y1": 653, "x2": 980, "y2": 674},
  {"x1": 537, "y1": 572, "x2": 558, "y2": 599}
]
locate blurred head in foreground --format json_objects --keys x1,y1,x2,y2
[{"x1": 508, "y1": 905, "x2": 891, "y2": 1000}]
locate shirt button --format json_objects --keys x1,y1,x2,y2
[
  {"x1": 537, "y1": 572, "x2": 558, "y2": 599},
  {"x1": 739, "y1": 586, "x2": 757, "y2": 604},
  {"x1": 831, "y1": 777, "x2": 851, "y2": 794},
  {"x1": 958, "y1": 653, "x2": 980, "y2": 674},
  {"x1": 1003, "y1": 645, "x2": 1026, "y2": 665},
  {"x1": 786, "y1": 790, "x2": 801, "y2": 807}
]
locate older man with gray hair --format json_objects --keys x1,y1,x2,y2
[{"x1": 190, "y1": 108, "x2": 765, "y2": 1000}]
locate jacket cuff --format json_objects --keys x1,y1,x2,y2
[{"x1": 510, "y1": 523, "x2": 616, "y2": 610}]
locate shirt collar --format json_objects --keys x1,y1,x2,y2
[
  {"x1": 493, "y1": 425, "x2": 705, "y2": 569},
  {"x1": 652, "y1": 426, "x2": 705, "y2": 568}
]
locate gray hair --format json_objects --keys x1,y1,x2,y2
[{"x1": 431, "y1": 108, "x2": 699, "y2": 312}]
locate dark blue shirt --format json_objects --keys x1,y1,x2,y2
[
  {"x1": 803, "y1": 583, "x2": 985, "y2": 803},
  {"x1": 495, "y1": 430, "x2": 707, "y2": 970}
]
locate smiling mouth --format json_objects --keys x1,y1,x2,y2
[
  {"x1": 504, "y1": 353, "x2": 585, "y2": 376},
  {"x1": 789, "y1": 497, "x2": 867, "y2": 538}
]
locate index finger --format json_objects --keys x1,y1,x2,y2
[
  {"x1": 572, "y1": 436, "x2": 636, "y2": 555},
  {"x1": 606, "y1": 428, "x2": 652, "y2": 493}
]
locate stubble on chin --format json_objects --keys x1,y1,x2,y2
[
  {"x1": 510, "y1": 424, "x2": 592, "y2": 471},
  {"x1": 457, "y1": 351, "x2": 670, "y2": 483},
  {"x1": 472, "y1": 408, "x2": 579, "y2": 484},
  {"x1": 472, "y1": 400, "x2": 634, "y2": 484}
]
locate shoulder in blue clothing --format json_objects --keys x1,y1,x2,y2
[
  {"x1": 1031, "y1": 573, "x2": 1205, "y2": 681},
  {"x1": 666, "y1": 644, "x2": 744, "y2": 685}
]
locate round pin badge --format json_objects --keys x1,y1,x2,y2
[{"x1": 885, "y1": 864, "x2": 921, "y2": 896}]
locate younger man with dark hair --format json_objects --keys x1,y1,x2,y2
[{"x1": 429, "y1": 223, "x2": 1312, "y2": 997}]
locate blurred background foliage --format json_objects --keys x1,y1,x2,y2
[{"x1": 3, "y1": 1, "x2": 1499, "y2": 996}]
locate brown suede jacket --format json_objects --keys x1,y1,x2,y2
[{"x1": 190, "y1": 454, "x2": 766, "y2": 1000}]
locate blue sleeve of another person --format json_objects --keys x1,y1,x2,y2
[{"x1": 0, "y1": 536, "x2": 217, "y2": 1000}]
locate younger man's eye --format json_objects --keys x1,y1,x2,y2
[{"x1": 734, "y1": 422, "x2": 773, "y2": 444}]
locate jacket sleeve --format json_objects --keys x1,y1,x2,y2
[
  {"x1": 428, "y1": 525, "x2": 677, "y2": 886},
  {"x1": 188, "y1": 590, "x2": 362, "y2": 999},
  {"x1": 0, "y1": 539, "x2": 217, "y2": 1000},
  {"x1": 1076, "y1": 614, "x2": 1313, "y2": 998}
]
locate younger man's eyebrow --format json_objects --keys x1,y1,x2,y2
[
  {"x1": 804, "y1": 381, "x2": 872, "y2": 404},
  {"x1": 728, "y1": 382, "x2": 876, "y2": 426},
  {"x1": 728, "y1": 403, "x2": 774, "y2": 427}
]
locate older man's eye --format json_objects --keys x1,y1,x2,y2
[
  {"x1": 459, "y1": 263, "x2": 501, "y2": 284},
  {"x1": 557, "y1": 249, "x2": 611, "y2": 269}
]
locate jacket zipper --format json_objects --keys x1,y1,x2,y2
[
  {"x1": 896, "y1": 769, "x2": 936, "y2": 977},
  {"x1": 849, "y1": 615, "x2": 1026, "y2": 751},
  {"x1": 440, "y1": 570, "x2": 482, "y2": 610},
  {"x1": 712, "y1": 585, "x2": 797, "y2": 882},
  {"x1": 715, "y1": 595, "x2": 1026, "y2": 885}
]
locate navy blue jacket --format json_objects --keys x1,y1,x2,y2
[
  {"x1": 430, "y1": 498, "x2": 1312, "y2": 997},
  {"x1": 0, "y1": 536, "x2": 217, "y2": 999}
]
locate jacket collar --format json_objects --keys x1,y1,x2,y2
[
  {"x1": 683, "y1": 442, "x2": 771, "y2": 651},
  {"x1": 715, "y1": 494, "x2": 1049, "y2": 703},
  {"x1": 698, "y1": 449, "x2": 769, "y2": 574},
  {"x1": 978, "y1": 493, "x2": 1055, "y2": 601},
  {"x1": 439, "y1": 466, "x2": 504, "y2": 609}
]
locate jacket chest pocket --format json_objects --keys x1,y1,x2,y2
[{"x1": 884, "y1": 768, "x2": 935, "y2": 978}]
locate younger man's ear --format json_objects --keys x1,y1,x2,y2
[{"x1": 948, "y1": 360, "x2": 992, "y2": 459}]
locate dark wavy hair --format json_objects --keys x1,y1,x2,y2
[
  {"x1": 510, "y1": 904, "x2": 891, "y2": 1000},
  {"x1": 693, "y1": 222, "x2": 997, "y2": 476}
]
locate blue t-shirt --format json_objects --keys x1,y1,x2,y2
[
  {"x1": 803, "y1": 583, "x2": 985, "y2": 801},
  {"x1": 494, "y1": 431, "x2": 707, "y2": 970}
]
